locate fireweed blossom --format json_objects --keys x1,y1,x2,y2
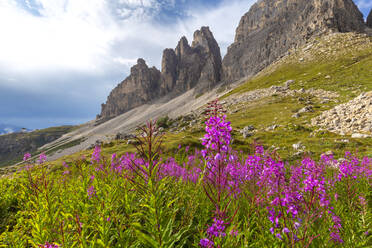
[
  {"x1": 337, "y1": 153, "x2": 372, "y2": 181},
  {"x1": 87, "y1": 185, "x2": 96, "y2": 199},
  {"x1": 329, "y1": 214, "x2": 343, "y2": 243},
  {"x1": 38, "y1": 242, "x2": 59, "y2": 248},
  {"x1": 201, "y1": 114, "x2": 233, "y2": 192},
  {"x1": 200, "y1": 105, "x2": 241, "y2": 246},
  {"x1": 207, "y1": 218, "x2": 227, "y2": 238},
  {"x1": 202, "y1": 115, "x2": 232, "y2": 154},
  {"x1": 23, "y1": 153, "x2": 31, "y2": 161},
  {"x1": 38, "y1": 153, "x2": 47, "y2": 164},
  {"x1": 91, "y1": 146, "x2": 101, "y2": 164},
  {"x1": 200, "y1": 238, "x2": 214, "y2": 248}
]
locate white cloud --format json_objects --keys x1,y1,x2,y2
[
  {"x1": 119, "y1": 0, "x2": 157, "y2": 8},
  {"x1": 0, "y1": 0, "x2": 118, "y2": 75},
  {"x1": 0, "y1": 0, "x2": 255, "y2": 128},
  {"x1": 0, "y1": 0, "x2": 252, "y2": 78}
]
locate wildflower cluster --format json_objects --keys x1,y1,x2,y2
[{"x1": 1, "y1": 100, "x2": 371, "y2": 247}]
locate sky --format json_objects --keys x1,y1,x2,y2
[{"x1": 0, "y1": 0, "x2": 371, "y2": 130}]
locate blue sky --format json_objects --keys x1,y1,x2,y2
[{"x1": 0, "y1": 0, "x2": 371, "y2": 129}]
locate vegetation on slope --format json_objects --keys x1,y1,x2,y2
[
  {"x1": 0, "y1": 108, "x2": 370, "y2": 247},
  {"x1": 0, "y1": 126, "x2": 77, "y2": 168}
]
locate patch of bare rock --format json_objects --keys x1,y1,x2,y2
[
  {"x1": 311, "y1": 92, "x2": 372, "y2": 137},
  {"x1": 224, "y1": 80, "x2": 339, "y2": 113}
]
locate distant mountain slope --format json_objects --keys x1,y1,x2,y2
[
  {"x1": 0, "y1": 126, "x2": 76, "y2": 167},
  {"x1": 0, "y1": 124, "x2": 29, "y2": 135}
]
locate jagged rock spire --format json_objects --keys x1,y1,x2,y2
[
  {"x1": 99, "y1": 58, "x2": 161, "y2": 120},
  {"x1": 99, "y1": 26, "x2": 222, "y2": 120}
]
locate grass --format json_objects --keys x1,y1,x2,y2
[
  {"x1": 223, "y1": 34, "x2": 372, "y2": 102},
  {"x1": 0, "y1": 118, "x2": 370, "y2": 247}
]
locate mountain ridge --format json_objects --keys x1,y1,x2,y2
[{"x1": 98, "y1": 26, "x2": 222, "y2": 121}]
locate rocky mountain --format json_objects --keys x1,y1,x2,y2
[
  {"x1": 367, "y1": 9, "x2": 372, "y2": 28},
  {"x1": 99, "y1": 0, "x2": 369, "y2": 121},
  {"x1": 222, "y1": 0, "x2": 366, "y2": 83},
  {"x1": 98, "y1": 26, "x2": 222, "y2": 121},
  {"x1": 100, "y1": 59, "x2": 162, "y2": 120}
]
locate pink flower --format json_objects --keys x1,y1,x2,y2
[
  {"x1": 87, "y1": 185, "x2": 96, "y2": 199},
  {"x1": 200, "y1": 238, "x2": 214, "y2": 248},
  {"x1": 38, "y1": 153, "x2": 47, "y2": 164},
  {"x1": 23, "y1": 153, "x2": 31, "y2": 161},
  {"x1": 38, "y1": 242, "x2": 59, "y2": 248}
]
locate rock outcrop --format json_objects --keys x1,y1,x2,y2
[
  {"x1": 311, "y1": 92, "x2": 372, "y2": 136},
  {"x1": 367, "y1": 9, "x2": 372, "y2": 28},
  {"x1": 222, "y1": 0, "x2": 366, "y2": 83},
  {"x1": 100, "y1": 59, "x2": 161, "y2": 120},
  {"x1": 161, "y1": 27, "x2": 222, "y2": 94},
  {"x1": 99, "y1": 27, "x2": 222, "y2": 120}
]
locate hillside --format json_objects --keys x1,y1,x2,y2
[
  {"x1": 15, "y1": 32, "x2": 369, "y2": 174},
  {"x1": 0, "y1": 126, "x2": 76, "y2": 169},
  {"x1": 0, "y1": 124, "x2": 29, "y2": 135}
]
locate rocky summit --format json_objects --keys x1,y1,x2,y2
[
  {"x1": 100, "y1": 59, "x2": 161, "y2": 120},
  {"x1": 161, "y1": 27, "x2": 222, "y2": 95},
  {"x1": 98, "y1": 27, "x2": 222, "y2": 121},
  {"x1": 222, "y1": 0, "x2": 366, "y2": 83}
]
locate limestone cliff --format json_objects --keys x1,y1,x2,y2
[
  {"x1": 100, "y1": 59, "x2": 161, "y2": 120},
  {"x1": 222, "y1": 0, "x2": 366, "y2": 83},
  {"x1": 367, "y1": 9, "x2": 372, "y2": 28}
]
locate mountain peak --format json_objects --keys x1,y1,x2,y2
[
  {"x1": 175, "y1": 36, "x2": 191, "y2": 57},
  {"x1": 192, "y1": 26, "x2": 213, "y2": 48},
  {"x1": 136, "y1": 58, "x2": 146, "y2": 65}
]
